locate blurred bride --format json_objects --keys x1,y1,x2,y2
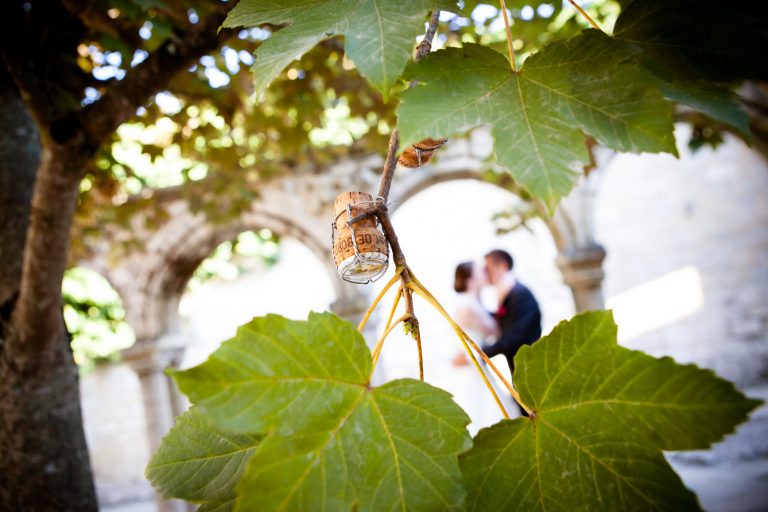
[{"x1": 450, "y1": 261, "x2": 515, "y2": 433}]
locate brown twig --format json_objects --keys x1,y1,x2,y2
[
  {"x1": 358, "y1": 10, "x2": 442, "y2": 379},
  {"x1": 377, "y1": 129, "x2": 401, "y2": 203},
  {"x1": 370, "y1": 9, "x2": 441, "y2": 272},
  {"x1": 416, "y1": 11, "x2": 441, "y2": 61},
  {"x1": 357, "y1": 10, "x2": 533, "y2": 412}
]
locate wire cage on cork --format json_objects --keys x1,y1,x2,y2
[{"x1": 332, "y1": 191, "x2": 389, "y2": 284}]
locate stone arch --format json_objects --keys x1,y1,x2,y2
[
  {"x1": 388, "y1": 166, "x2": 576, "y2": 250},
  {"x1": 82, "y1": 133, "x2": 607, "y2": 511},
  {"x1": 131, "y1": 211, "x2": 340, "y2": 342}
]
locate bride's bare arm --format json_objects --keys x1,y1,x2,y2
[
  {"x1": 475, "y1": 305, "x2": 500, "y2": 337},
  {"x1": 457, "y1": 302, "x2": 499, "y2": 338}
]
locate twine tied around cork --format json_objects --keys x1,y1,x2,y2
[{"x1": 332, "y1": 191, "x2": 389, "y2": 268}]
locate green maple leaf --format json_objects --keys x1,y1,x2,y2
[
  {"x1": 612, "y1": 0, "x2": 760, "y2": 140},
  {"x1": 646, "y1": 67, "x2": 751, "y2": 141},
  {"x1": 223, "y1": 0, "x2": 458, "y2": 99},
  {"x1": 614, "y1": 0, "x2": 768, "y2": 83},
  {"x1": 397, "y1": 30, "x2": 676, "y2": 209},
  {"x1": 460, "y1": 310, "x2": 761, "y2": 511},
  {"x1": 146, "y1": 408, "x2": 262, "y2": 512},
  {"x1": 171, "y1": 312, "x2": 472, "y2": 511}
]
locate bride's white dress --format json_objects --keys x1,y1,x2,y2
[{"x1": 444, "y1": 294, "x2": 518, "y2": 435}]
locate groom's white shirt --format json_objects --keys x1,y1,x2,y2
[{"x1": 496, "y1": 270, "x2": 517, "y2": 305}]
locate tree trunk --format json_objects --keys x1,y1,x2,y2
[
  {"x1": 0, "y1": 71, "x2": 97, "y2": 511},
  {"x1": 0, "y1": 331, "x2": 97, "y2": 511},
  {"x1": 0, "y1": 69, "x2": 38, "y2": 305}
]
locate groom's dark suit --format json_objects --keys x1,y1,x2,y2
[{"x1": 481, "y1": 281, "x2": 542, "y2": 375}]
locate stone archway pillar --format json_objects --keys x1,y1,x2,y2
[
  {"x1": 123, "y1": 336, "x2": 189, "y2": 512},
  {"x1": 556, "y1": 243, "x2": 607, "y2": 312}
]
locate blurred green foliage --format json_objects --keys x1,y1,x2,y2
[
  {"x1": 188, "y1": 229, "x2": 281, "y2": 292},
  {"x1": 63, "y1": 268, "x2": 134, "y2": 371}
]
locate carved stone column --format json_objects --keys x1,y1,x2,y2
[
  {"x1": 123, "y1": 338, "x2": 188, "y2": 512},
  {"x1": 556, "y1": 243, "x2": 607, "y2": 312}
]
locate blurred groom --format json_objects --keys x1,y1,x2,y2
[
  {"x1": 481, "y1": 249, "x2": 542, "y2": 377},
  {"x1": 452, "y1": 249, "x2": 542, "y2": 415}
]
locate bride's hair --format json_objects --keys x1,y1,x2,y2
[{"x1": 454, "y1": 261, "x2": 474, "y2": 293}]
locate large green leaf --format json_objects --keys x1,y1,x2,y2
[
  {"x1": 398, "y1": 30, "x2": 675, "y2": 208},
  {"x1": 613, "y1": 0, "x2": 759, "y2": 140},
  {"x1": 171, "y1": 313, "x2": 372, "y2": 434},
  {"x1": 460, "y1": 311, "x2": 762, "y2": 511},
  {"x1": 645, "y1": 65, "x2": 751, "y2": 140},
  {"x1": 223, "y1": 0, "x2": 458, "y2": 99},
  {"x1": 146, "y1": 409, "x2": 262, "y2": 512},
  {"x1": 172, "y1": 312, "x2": 472, "y2": 511},
  {"x1": 614, "y1": 0, "x2": 768, "y2": 82},
  {"x1": 237, "y1": 378, "x2": 471, "y2": 511}
]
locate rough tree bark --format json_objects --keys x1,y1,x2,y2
[
  {"x1": 0, "y1": 69, "x2": 38, "y2": 304},
  {"x1": 0, "y1": 1, "x2": 231, "y2": 508},
  {"x1": 0, "y1": 67, "x2": 98, "y2": 512}
]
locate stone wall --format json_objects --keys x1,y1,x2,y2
[{"x1": 598, "y1": 128, "x2": 768, "y2": 387}]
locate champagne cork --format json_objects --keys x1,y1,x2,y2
[
  {"x1": 332, "y1": 191, "x2": 389, "y2": 283},
  {"x1": 334, "y1": 192, "x2": 377, "y2": 229}
]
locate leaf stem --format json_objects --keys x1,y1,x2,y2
[
  {"x1": 409, "y1": 283, "x2": 509, "y2": 418},
  {"x1": 408, "y1": 272, "x2": 533, "y2": 416},
  {"x1": 499, "y1": 0, "x2": 517, "y2": 72},
  {"x1": 383, "y1": 284, "x2": 404, "y2": 332},
  {"x1": 358, "y1": 267, "x2": 403, "y2": 332},
  {"x1": 415, "y1": 328, "x2": 424, "y2": 381},
  {"x1": 371, "y1": 314, "x2": 411, "y2": 368},
  {"x1": 566, "y1": 0, "x2": 602, "y2": 31}
]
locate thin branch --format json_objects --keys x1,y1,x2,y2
[
  {"x1": 77, "y1": 4, "x2": 232, "y2": 150},
  {"x1": 377, "y1": 130, "x2": 401, "y2": 203},
  {"x1": 500, "y1": 0, "x2": 517, "y2": 72},
  {"x1": 416, "y1": 11, "x2": 441, "y2": 61},
  {"x1": 346, "y1": 209, "x2": 380, "y2": 227},
  {"x1": 361, "y1": 10, "x2": 442, "y2": 381},
  {"x1": 377, "y1": 9, "x2": 440, "y2": 203}
]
